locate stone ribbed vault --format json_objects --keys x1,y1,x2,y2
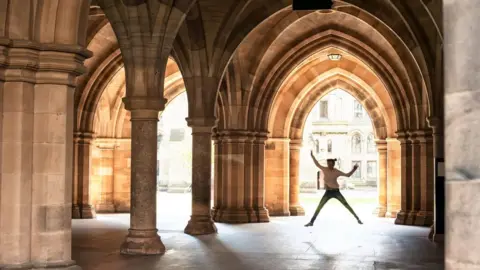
[{"x1": 0, "y1": 0, "x2": 457, "y2": 269}]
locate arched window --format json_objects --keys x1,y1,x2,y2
[
  {"x1": 351, "y1": 133, "x2": 362, "y2": 153},
  {"x1": 367, "y1": 133, "x2": 376, "y2": 153},
  {"x1": 353, "y1": 100, "x2": 363, "y2": 118},
  {"x1": 319, "y1": 100, "x2": 328, "y2": 118},
  {"x1": 327, "y1": 139, "x2": 332, "y2": 153}
]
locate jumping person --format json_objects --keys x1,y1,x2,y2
[{"x1": 305, "y1": 151, "x2": 363, "y2": 226}]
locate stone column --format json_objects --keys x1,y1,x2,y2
[
  {"x1": 184, "y1": 118, "x2": 217, "y2": 235},
  {"x1": 414, "y1": 130, "x2": 434, "y2": 226},
  {"x1": 444, "y1": 1, "x2": 480, "y2": 267},
  {"x1": 406, "y1": 131, "x2": 421, "y2": 225},
  {"x1": 212, "y1": 130, "x2": 269, "y2": 223},
  {"x1": 120, "y1": 99, "x2": 165, "y2": 255},
  {"x1": 427, "y1": 116, "x2": 444, "y2": 240},
  {"x1": 0, "y1": 61, "x2": 35, "y2": 269},
  {"x1": 252, "y1": 132, "x2": 270, "y2": 222},
  {"x1": 394, "y1": 131, "x2": 412, "y2": 225},
  {"x1": 213, "y1": 130, "x2": 251, "y2": 223},
  {"x1": 374, "y1": 140, "x2": 387, "y2": 217},
  {"x1": 386, "y1": 138, "x2": 401, "y2": 218},
  {"x1": 289, "y1": 139, "x2": 305, "y2": 216},
  {"x1": 95, "y1": 141, "x2": 117, "y2": 213},
  {"x1": 265, "y1": 138, "x2": 290, "y2": 216},
  {"x1": 72, "y1": 131, "x2": 96, "y2": 219},
  {"x1": 212, "y1": 132, "x2": 223, "y2": 216},
  {"x1": 29, "y1": 49, "x2": 90, "y2": 269}
]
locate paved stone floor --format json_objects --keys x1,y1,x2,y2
[{"x1": 72, "y1": 192, "x2": 444, "y2": 270}]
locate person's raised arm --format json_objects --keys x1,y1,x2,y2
[
  {"x1": 339, "y1": 164, "x2": 359, "y2": 177},
  {"x1": 310, "y1": 151, "x2": 326, "y2": 170}
]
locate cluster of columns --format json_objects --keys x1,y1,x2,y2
[
  {"x1": 212, "y1": 130, "x2": 270, "y2": 223},
  {"x1": 0, "y1": 40, "x2": 89, "y2": 268},
  {"x1": 394, "y1": 130, "x2": 434, "y2": 226},
  {"x1": 73, "y1": 134, "x2": 132, "y2": 218}
]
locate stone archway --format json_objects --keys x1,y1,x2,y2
[
  {"x1": 214, "y1": 7, "x2": 438, "y2": 227},
  {"x1": 73, "y1": 45, "x2": 187, "y2": 218}
]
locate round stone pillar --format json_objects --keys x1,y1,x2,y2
[
  {"x1": 120, "y1": 100, "x2": 165, "y2": 255},
  {"x1": 289, "y1": 139, "x2": 305, "y2": 216},
  {"x1": 184, "y1": 118, "x2": 217, "y2": 235}
]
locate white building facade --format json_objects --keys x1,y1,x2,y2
[{"x1": 300, "y1": 89, "x2": 379, "y2": 192}]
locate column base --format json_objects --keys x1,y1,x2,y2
[
  {"x1": 81, "y1": 204, "x2": 96, "y2": 219},
  {"x1": 394, "y1": 210, "x2": 408, "y2": 225},
  {"x1": 414, "y1": 210, "x2": 434, "y2": 226},
  {"x1": 96, "y1": 203, "x2": 115, "y2": 213},
  {"x1": 184, "y1": 215, "x2": 217, "y2": 236},
  {"x1": 32, "y1": 260, "x2": 81, "y2": 270},
  {"x1": 268, "y1": 209, "x2": 290, "y2": 217},
  {"x1": 213, "y1": 207, "x2": 270, "y2": 223},
  {"x1": 0, "y1": 262, "x2": 32, "y2": 269},
  {"x1": 115, "y1": 203, "x2": 131, "y2": 213},
  {"x1": 72, "y1": 204, "x2": 96, "y2": 219},
  {"x1": 405, "y1": 210, "x2": 417, "y2": 225},
  {"x1": 120, "y1": 229, "x2": 165, "y2": 255},
  {"x1": 373, "y1": 205, "x2": 387, "y2": 217},
  {"x1": 289, "y1": 205, "x2": 305, "y2": 216},
  {"x1": 385, "y1": 211, "x2": 397, "y2": 218},
  {"x1": 72, "y1": 204, "x2": 81, "y2": 219}
]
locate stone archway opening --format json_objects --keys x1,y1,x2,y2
[{"x1": 298, "y1": 89, "x2": 381, "y2": 222}]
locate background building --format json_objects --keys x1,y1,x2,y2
[
  {"x1": 157, "y1": 93, "x2": 193, "y2": 192},
  {"x1": 300, "y1": 89, "x2": 378, "y2": 192}
]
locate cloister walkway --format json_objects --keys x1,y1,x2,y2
[{"x1": 72, "y1": 192, "x2": 443, "y2": 270}]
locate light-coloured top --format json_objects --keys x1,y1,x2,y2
[{"x1": 318, "y1": 165, "x2": 349, "y2": 189}]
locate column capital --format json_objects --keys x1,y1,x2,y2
[
  {"x1": 74, "y1": 131, "x2": 96, "y2": 144},
  {"x1": 217, "y1": 129, "x2": 253, "y2": 142},
  {"x1": 123, "y1": 97, "x2": 165, "y2": 119},
  {"x1": 395, "y1": 130, "x2": 409, "y2": 143},
  {"x1": 410, "y1": 129, "x2": 433, "y2": 143},
  {"x1": 0, "y1": 38, "x2": 92, "y2": 86},
  {"x1": 186, "y1": 118, "x2": 217, "y2": 133},
  {"x1": 290, "y1": 139, "x2": 303, "y2": 150},
  {"x1": 375, "y1": 139, "x2": 388, "y2": 151}
]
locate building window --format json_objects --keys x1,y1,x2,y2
[
  {"x1": 351, "y1": 133, "x2": 362, "y2": 153},
  {"x1": 315, "y1": 139, "x2": 320, "y2": 153},
  {"x1": 353, "y1": 100, "x2": 363, "y2": 118},
  {"x1": 327, "y1": 139, "x2": 332, "y2": 153},
  {"x1": 367, "y1": 161, "x2": 377, "y2": 178},
  {"x1": 319, "y1": 100, "x2": 328, "y2": 118},
  {"x1": 367, "y1": 133, "x2": 376, "y2": 153},
  {"x1": 352, "y1": 161, "x2": 361, "y2": 178}
]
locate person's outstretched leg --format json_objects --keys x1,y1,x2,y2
[
  {"x1": 333, "y1": 191, "x2": 363, "y2": 224},
  {"x1": 305, "y1": 191, "x2": 332, "y2": 227}
]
